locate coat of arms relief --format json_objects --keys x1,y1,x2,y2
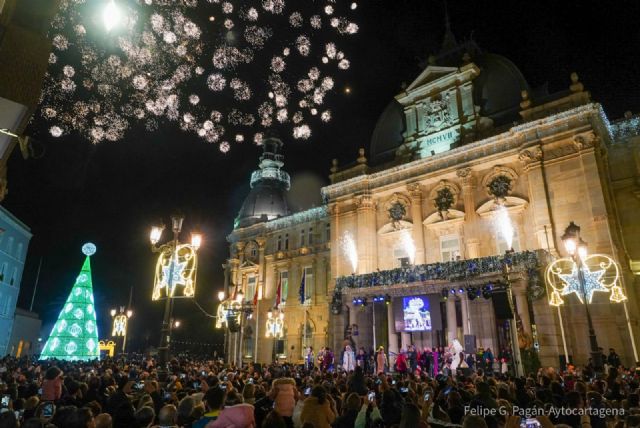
[{"x1": 424, "y1": 94, "x2": 452, "y2": 133}]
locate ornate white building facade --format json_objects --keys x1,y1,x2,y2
[{"x1": 223, "y1": 36, "x2": 640, "y2": 369}]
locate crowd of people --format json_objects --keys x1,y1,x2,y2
[{"x1": 0, "y1": 346, "x2": 634, "y2": 428}]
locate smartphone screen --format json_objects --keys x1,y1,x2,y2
[
  {"x1": 42, "y1": 403, "x2": 54, "y2": 418},
  {"x1": 400, "y1": 387, "x2": 408, "y2": 393},
  {"x1": 367, "y1": 391, "x2": 375, "y2": 402},
  {"x1": 520, "y1": 418, "x2": 541, "y2": 428},
  {"x1": 304, "y1": 387, "x2": 311, "y2": 396},
  {"x1": 1, "y1": 395, "x2": 9, "y2": 407},
  {"x1": 423, "y1": 391, "x2": 431, "y2": 401}
]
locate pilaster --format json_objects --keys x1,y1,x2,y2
[
  {"x1": 355, "y1": 194, "x2": 378, "y2": 274},
  {"x1": 407, "y1": 182, "x2": 426, "y2": 264}
]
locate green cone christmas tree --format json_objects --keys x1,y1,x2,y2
[{"x1": 40, "y1": 243, "x2": 100, "y2": 361}]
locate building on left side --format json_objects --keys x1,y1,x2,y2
[
  {"x1": 0, "y1": 0, "x2": 61, "y2": 200},
  {"x1": 0, "y1": 205, "x2": 31, "y2": 355}
]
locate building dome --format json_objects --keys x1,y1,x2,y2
[
  {"x1": 369, "y1": 100, "x2": 406, "y2": 164},
  {"x1": 472, "y1": 53, "x2": 530, "y2": 123},
  {"x1": 235, "y1": 138, "x2": 290, "y2": 229}
]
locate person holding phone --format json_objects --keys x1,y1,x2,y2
[
  {"x1": 333, "y1": 393, "x2": 361, "y2": 428},
  {"x1": 300, "y1": 386, "x2": 336, "y2": 428}
]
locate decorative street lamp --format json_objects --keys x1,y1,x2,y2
[
  {"x1": 265, "y1": 309, "x2": 285, "y2": 339},
  {"x1": 545, "y1": 221, "x2": 633, "y2": 371},
  {"x1": 110, "y1": 306, "x2": 133, "y2": 353},
  {"x1": 216, "y1": 288, "x2": 253, "y2": 365},
  {"x1": 150, "y1": 214, "x2": 202, "y2": 375}
]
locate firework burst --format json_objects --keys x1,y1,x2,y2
[{"x1": 37, "y1": 0, "x2": 358, "y2": 152}]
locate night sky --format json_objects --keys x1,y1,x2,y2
[{"x1": 3, "y1": 0, "x2": 639, "y2": 352}]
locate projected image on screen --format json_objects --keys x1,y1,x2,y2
[{"x1": 403, "y1": 296, "x2": 432, "y2": 331}]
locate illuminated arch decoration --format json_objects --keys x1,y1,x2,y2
[
  {"x1": 40, "y1": 244, "x2": 100, "y2": 361},
  {"x1": 152, "y1": 244, "x2": 197, "y2": 300},
  {"x1": 546, "y1": 253, "x2": 625, "y2": 306},
  {"x1": 112, "y1": 314, "x2": 128, "y2": 337},
  {"x1": 98, "y1": 340, "x2": 116, "y2": 357}
]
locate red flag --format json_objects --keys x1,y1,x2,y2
[
  {"x1": 252, "y1": 285, "x2": 259, "y2": 306},
  {"x1": 275, "y1": 275, "x2": 282, "y2": 309}
]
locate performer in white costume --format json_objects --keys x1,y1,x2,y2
[{"x1": 449, "y1": 339, "x2": 464, "y2": 372}]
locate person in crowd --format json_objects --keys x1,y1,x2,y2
[
  {"x1": 342, "y1": 345, "x2": 356, "y2": 372},
  {"x1": 209, "y1": 389, "x2": 255, "y2": 428},
  {"x1": 94, "y1": 413, "x2": 112, "y2": 428},
  {"x1": 134, "y1": 406, "x2": 155, "y2": 428},
  {"x1": 395, "y1": 350, "x2": 408, "y2": 375},
  {"x1": 192, "y1": 388, "x2": 225, "y2": 428},
  {"x1": 42, "y1": 367, "x2": 63, "y2": 402},
  {"x1": 333, "y1": 392, "x2": 360, "y2": 428},
  {"x1": 608, "y1": 347, "x2": 622, "y2": 368},
  {"x1": 376, "y1": 347, "x2": 387, "y2": 375},
  {"x1": 154, "y1": 404, "x2": 178, "y2": 428},
  {"x1": 300, "y1": 386, "x2": 336, "y2": 428},
  {"x1": 270, "y1": 376, "x2": 298, "y2": 428}
]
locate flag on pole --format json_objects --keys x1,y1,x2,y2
[
  {"x1": 275, "y1": 275, "x2": 282, "y2": 309},
  {"x1": 299, "y1": 268, "x2": 306, "y2": 304},
  {"x1": 252, "y1": 285, "x2": 259, "y2": 306}
]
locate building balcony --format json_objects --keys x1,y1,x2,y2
[{"x1": 334, "y1": 250, "x2": 549, "y2": 292}]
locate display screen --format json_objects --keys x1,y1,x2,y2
[{"x1": 402, "y1": 296, "x2": 432, "y2": 331}]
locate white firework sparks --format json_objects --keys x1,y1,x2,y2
[{"x1": 38, "y1": 0, "x2": 357, "y2": 148}]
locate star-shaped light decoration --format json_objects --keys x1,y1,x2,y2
[
  {"x1": 558, "y1": 265, "x2": 608, "y2": 304},
  {"x1": 160, "y1": 256, "x2": 188, "y2": 295}
]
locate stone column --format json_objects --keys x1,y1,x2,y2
[
  {"x1": 229, "y1": 257, "x2": 240, "y2": 294},
  {"x1": 460, "y1": 293, "x2": 471, "y2": 336},
  {"x1": 355, "y1": 194, "x2": 378, "y2": 274},
  {"x1": 387, "y1": 303, "x2": 398, "y2": 368},
  {"x1": 518, "y1": 146, "x2": 557, "y2": 254},
  {"x1": 401, "y1": 332, "x2": 411, "y2": 351},
  {"x1": 329, "y1": 203, "x2": 340, "y2": 280},
  {"x1": 407, "y1": 183, "x2": 426, "y2": 264},
  {"x1": 446, "y1": 296, "x2": 457, "y2": 343},
  {"x1": 513, "y1": 278, "x2": 532, "y2": 336},
  {"x1": 456, "y1": 167, "x2": 478, "y2": 258}
]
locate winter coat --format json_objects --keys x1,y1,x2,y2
[
  {"x1": 271, "y1": 378, "x2": 297, "y2": 417},
  {"x1": 207, "y1": 403, "x2": 255, "y2": 428},
  {"x1": 300, "y1": 396, "x2": 336, "y2": 428}
]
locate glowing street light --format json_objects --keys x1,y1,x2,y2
[
  {"x1": 217, "y1": 291, "x2": 226, "y2": 302},
  {"x1": 150, "y1": 214, "x2": 201, "y2": 376},
  {"x1": 110, "y1": 306, "x2": 133, "y2": 353},
  {"x1": 103, "y1": 0, "x2": 122, "y2": 32}
]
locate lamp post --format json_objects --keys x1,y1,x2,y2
[
  {"x1": 560, "y1": 221, "x2": 602, "y2": 371},
  {"x1": 150, "y1": 214, "x2": 202, "y2": 376},
  {"x1": 217, "y1": 291, "x2": 227, "y2": 360},
  {"x1": 110, "y1": 307, "x2": 133, "y2": 354}
]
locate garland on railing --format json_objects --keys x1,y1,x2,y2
[{"x1": 331, "y1": 251, "x2": 543, "y2": 314}]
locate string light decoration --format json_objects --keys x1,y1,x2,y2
[
  {"x1": 153, "y1": 243, "x2": 198, "y2": 300},
  {"x1": 110, "y1": 307, "x2": 132, "y2": 337},
  {"x1": 265, "y1": 310, "x2": 285, "y2": 338},
  {"x1": 40, "y1": 244, "x2": 100, "y2": 361},
  {"x1": 546, "y1": 254, "x2": 623, "y2": 306}
]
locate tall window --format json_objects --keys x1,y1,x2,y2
[
  {"x1": 0, "y1": 263, "x2": 6, "y2": 282},
  {"x1": 303, "y1": 266, "x2": 314, "y2": 300},
  {"x1": 16, "y1": 243, "x2": 23, "y2": 261},
  {"x1": 300, "y1": 229, "x2": 305, "y2": 247},
  {"x1": 10, "y1": 267, "x2": 16, "y2": 286},
  {"x1": 440, "y1": 235, "x2": 461, "y2": 262},
  {"x1": 284, "y1": 234, "x2": 289, "y2": 250},
  {"x1": 276, "y1": 235, "x2": 282, "y2": 251},
  {"x1": 496, "y1": 230, "x2": 521, "y2": 254},
  {"x1": 280, "y1": 271, "x2": 289, "y2": 305},
  {"x1": 6, "y1": 237, "x2": 13, "y2": 256},
  {"x1": 393, "y1": 247, "x2": 410, "y2": 268},
  {"x1": 4, "y1": 296, "x2": 11, "y2": 317},
  {"x1": 247, "y1": 275, "x2": 257, "y2": 302},
  {"x1": 325, "y1": 223, "x2": 331, "y2": 242},
  {"x1": 308, "y1": 228, "x2": 313, "y2": 245}
]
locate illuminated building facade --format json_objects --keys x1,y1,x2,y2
[
  {"x1": 0, "y1": 0, "x2": 60, "y2": 199},
  {"x1": 226, "y1": 35, "x2": 640, "y2": 368}
]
